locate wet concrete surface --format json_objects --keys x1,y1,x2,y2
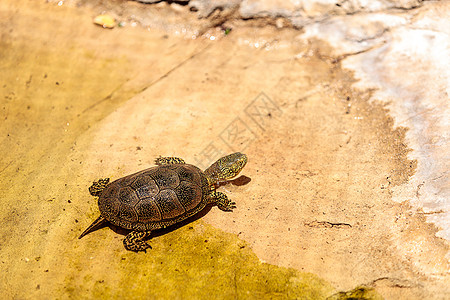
[{"x1": 0, "y1": 0, "x2": 448, "y2": 299}]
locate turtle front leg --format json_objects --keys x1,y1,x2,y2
[
  {"x1": 89, "y1": 178, "x2": 110, "y2": 196},
  {"x1": 210, "y1": 191, "x2": 236, "y2": 212},
  {"x1": 123, "y1": 231, "x2": 152, "y2": 252},
  {"x1": 155, "y1": 157, "x2": 186, "y2": 165}
]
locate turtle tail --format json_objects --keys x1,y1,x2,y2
[{"x1": 78, "y1": 215, "x2": 107, "y2": 239}]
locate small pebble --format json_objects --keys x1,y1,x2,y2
[{"x1": 93, "y1": 15, "x2": 116, "y2": 29}]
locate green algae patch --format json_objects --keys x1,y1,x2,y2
[{"x1": 83, "y1": 220, "x2": 335, "y2": 299}]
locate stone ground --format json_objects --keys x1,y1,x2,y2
[{"x1": 0, "y1": 0, "x2": 448, "y2": 299}]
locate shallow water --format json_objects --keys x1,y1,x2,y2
[{"x1": 0, "y1": 1, "x2": 448, "y2": 299}]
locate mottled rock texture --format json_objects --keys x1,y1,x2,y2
[
  {"x1": 2, "y1": 0, "x2": 448, "y2": 299},
  {"x1": 133, "y1": 0, "x2": 423, "y2": 26}
]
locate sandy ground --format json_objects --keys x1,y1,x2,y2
[{"x1": 0, "y1": 1, "x2": 448, "y2": 299}]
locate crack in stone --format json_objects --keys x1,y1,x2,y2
[
  {"x1": 418, "y1": 210, "x2": 445, "y2": 215},
  {"x1": 304, "y1": 221, "x2": 352, "y2": 229},
  {"x1": 139, "y1": 43, "x2": 212, "y2": 93},
  {"x1": 82, "y1": 79, "x2": 130, "y2": 114},
  {"x1": 332, "y1": 41, "x2": 387, "y2": 63},
  {"x1": 370, "y1": 277, "x2": 418, "y2": 288},
  {"x1": 82, "y1": 43, "x2": 211, "y2": 115}
]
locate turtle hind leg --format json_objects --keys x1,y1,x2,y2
[
  {"x1": 89, "y1": 178, "x2": 110, "y2": 196},
  {"x1": 210, "y1": 191, "x2": 236, "y2": 212},
  {"x1": 123, "y1": 231, "x2": 152, "y2": 252},
  {"x1": 155, "y1": 157, "x2": 185, "y2": 165}
]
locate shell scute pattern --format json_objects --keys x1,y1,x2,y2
[
  {"x1": 101, "y1": 183, "x2": 121, "y2": 200},
  {"x1": 152, "y1": 167, "x2": 180, "y2": 190},
  {"x1": 156, "y1": 189, "x2": 186, "y2": 219},
  {"x1": 117, "y1": 172, "x2": 140, "y2": 187},
  {"x1": 176, "y1": 165, "x2": 202, "y2": 186},
  {"x1": 98, "y1": 165, "x2": 207, "y2": 229},
  {"x1": 175, "y1": 181, "x2": 202, "y2": 211},
  {"x1": 119, "y1": 203, "x2": 138, "y2": 223},
  {"x1": 136, "y1": 199, "x2": 161, "y2": 222},
  {"x1": 98, "y1": 196, "x2": 120, "y2": 220},
  {"x1": 118, "y1": 186, "x2": 140, "y2": 206},
  {"x1": 130, "y1": 175, "x2": 159, "y2": 200}
]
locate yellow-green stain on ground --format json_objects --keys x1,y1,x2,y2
[{"x1": 72, "y1": 221, "x2": 334, "y2": 299}]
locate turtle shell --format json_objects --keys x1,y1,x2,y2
[{"x1": 98, "y1": 164, "x2": 210, "y2": 231}]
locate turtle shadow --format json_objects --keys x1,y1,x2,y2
[{"x1": 218, "y1": 175, "x2": 251, "y2": 187}]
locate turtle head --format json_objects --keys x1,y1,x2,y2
[{"x1": 204, "y1": 152, "x2": 248, "y2": 183}]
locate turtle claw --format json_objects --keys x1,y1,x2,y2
[
  {"x1": 138, "y1": 243, "x2": 152, "y2": 253},
  {"x1": 219, "y1": 199, "x2": 237, "y2": 212},
  {"x1": 126, "y1": 241, "x2": 152, "y2": 253},
  {"x1": 211, "y1": 191, "x2": 237, "y2": 212}
]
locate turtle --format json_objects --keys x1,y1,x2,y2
[{"x1": 79, "y1": 152, "x2": 247, "y2": 252}]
